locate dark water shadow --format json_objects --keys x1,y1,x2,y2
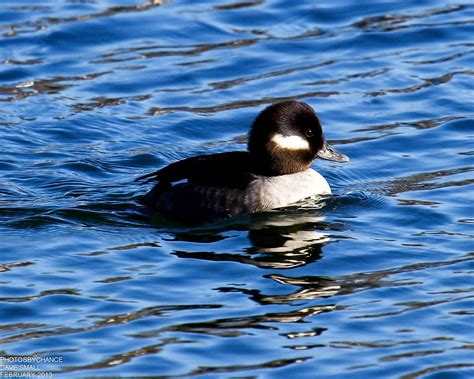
[{"x1": 145, "y1": 196, "x2": 353, "y2": 270}]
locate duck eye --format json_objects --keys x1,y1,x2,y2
[{"x1": 305, "y1": 129, "x2": 314, "y2": 138}]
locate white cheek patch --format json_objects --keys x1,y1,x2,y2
[{"x1": 271, "y1": 133, "x2": 310, "y2": 150}]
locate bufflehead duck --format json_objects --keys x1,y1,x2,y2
[{"x1": 137, "y1": 101, "x2": 348, "y2": 224}]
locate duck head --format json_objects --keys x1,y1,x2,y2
[{"x1": 248, "y1": 101, "x2": 349, "y2": 175}]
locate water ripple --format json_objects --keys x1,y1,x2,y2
[{"x1": 1, "y1": 0, "x2": 473, "y2": 377}]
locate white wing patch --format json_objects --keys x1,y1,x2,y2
[
  {"x1": 271, "y1": 133, "x2": 310, "y2": 150},
  {"x1": 171, "y1": 178, "x2": 188, "y2": 187}
]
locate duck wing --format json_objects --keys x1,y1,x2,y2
[{"x1": 135, "y1": 151, "x2": 257, "y2": 189}]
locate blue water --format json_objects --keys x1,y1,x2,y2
[{"x1": 1, "y1": 0, "x2": 473, "y2": 377}]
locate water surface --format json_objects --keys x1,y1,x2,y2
[{"x1": 0, "y1": 0, "x2": 473, "y2": 377}]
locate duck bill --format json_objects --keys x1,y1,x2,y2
[{"x1": 317, "y1": 140, "x2": 349, "y2": 162}]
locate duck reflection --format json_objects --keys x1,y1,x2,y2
[
  {"x1": 168, "y1": 198, "x2": 336, "y2": 270},
  {"x1": 165, "y1": 199, "x2": 348, "y2": 306},
  {"x1": 218, "y1": 274, "x2": 341, "y2": 305}
]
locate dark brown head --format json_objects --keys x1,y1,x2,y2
[{"x1": 248, "y1": 101, "x2": 348, "y2": 175}]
